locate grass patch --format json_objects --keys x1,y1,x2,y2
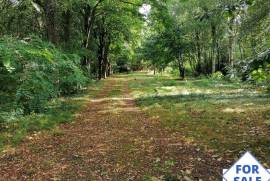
[
  {"x1": 0, "y1": 80, "x2": 104, "y2": 150},
  {"x1": 128, "y1": 72, "x2": 270, "y2": 161},
  {"x1": 109, "y1": 89, "x2": 122, "y2": 97}
]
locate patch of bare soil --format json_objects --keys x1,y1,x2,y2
[{"x1": 0, "y1": 76, "x2": 227, "y2": 180}]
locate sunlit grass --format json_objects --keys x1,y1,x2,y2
[{"x1": 128, "y1": 72, "x2": 270, "y2": 161}]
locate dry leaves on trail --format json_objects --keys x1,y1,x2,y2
[{"x1": 0, "y1": 76, "x2": 227, "y2": 180}]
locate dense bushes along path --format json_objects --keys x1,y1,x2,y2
[{"x1": 0, "y1": 75, "x2": 225, "y2": 180}]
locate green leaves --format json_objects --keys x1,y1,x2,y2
[
  {"x1": 0, "y1": 36, "x2": 87, "y2": 114},
  {"x1": 251, "y1": 66, "x2": 270, "y2": 83}
]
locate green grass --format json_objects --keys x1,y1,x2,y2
[
  {"x1": 0, "y1": 80, "x2": 104, "y2": 150},
  {"x1": 108, "y1": 89, "x2": 122, "y2": 97},
  {"x1": 128, "y1": 72, "x2": 270, "y2": 161}
]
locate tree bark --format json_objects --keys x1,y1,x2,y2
[
  {"x1": 63, "y1": 10, "x2": 71, "y2": 48},
  {"x1": 84, "y1": 0, "x2": 103, "y2": 49},
  {"x1": 98, "y1": 33, "x2": 105, "y2": 80},
  {"x1": 211, "y1": 24, "x2": 217, "y2": 74},
  {"x1": 228, "y1": 17, "x2": 236, "y2": 67},
  {"x1": 81, "y1": 1, "x2": 103, "y2": 69},
  {"x1": 195, "y1": 31, "x2": 202, "y2": 75},
  {"x1": 102, "y1": 38, "x2": 111, "y2": 78},
  {"x1": 178, "y1": 51, "x2": 185, "y2": 80},
  {"x1": 44, "y1": 0, "x2": 57, "y2": 44}
]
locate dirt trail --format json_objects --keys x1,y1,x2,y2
[{"x1": 0, "y1": 76, "x2": 225, "y2": 180}]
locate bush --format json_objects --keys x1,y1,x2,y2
[
  {"x1": 211, "y1": 71, "x2": 224, "y2": 80},
  {"x1": 16, "y1": 72, "x2": 57, "y2": 114},
  {"x1": 231, "y1": 49, "x2": 270, "y2": 81},
  {"x1": 0, "y1": 36, "x2": 87, "y2": 114},
  {"x1": 57, "y1": 58, "x2": 88, "y2": 95},
  {"x1": 251, "y1": 65, "x2": 270, "y2": 91}
]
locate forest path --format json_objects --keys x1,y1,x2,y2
[{"x1": 0, "y1": 75, "x2": 224, "y2": 180}]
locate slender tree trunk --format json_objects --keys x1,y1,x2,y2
[
  {"x1": 98, "y1": 46, "x2": 105, "y2": 80},
  {"x1": 85, "y1": 10, "x2": 94, "y2": 49},
  {"x1": 81, "y1": 1, "x2": 103, "y2": 73},
  {"x1": 102, "y1": 47, "x2": 108, "y2": 79},
  {"x1": 217, "y1": 41, "x2": 221, "y2": 71},
  {"x1": 107, "y1": 61, "x2": 111, "y2": 76},
  {"x1": 228, "y1": 17, "x2": 236, "y2": 67},
  {"x1": 81, "y1": 3, "x2": 99, "y2": 68},
  {"x1": 250, "y1": 37, "x2": 257, "y2": 57},
  {"x1": 63, "y1": 10, "x2": 71, "y2": 48},
  {"x1": 211, "y1": 24, "x2": 217, "y2": 74},
  {"x1": 44, "y1": 0, "x2": 57, "y2": 44},
  {"x1": 203, "y1": 48, "x2": 207, "y2": 74},
  {"x1": 84, "y1": 0, "x2": 103, "y2": 49},
  {"x1": 81, "y1": 5, "x2": 92, "y2": 68},
  {"x1": 98, "y1": 51, "x2": 104, "y2": 80},
  {"x1": 238, "y1": 41, "x2": 244, "y2": 60},
  {"x1": 102, "y1": 38, "x2": 111, "y2": 78},
  {"x1": 195, "y1": 31, "x2": 202, "y2": 75},
  {"x1": 97, "y1": 25, "x2": 107, "y2": 80},
  {"x1": 178, "y1": 51, "x2": 185, "y2": 80}
]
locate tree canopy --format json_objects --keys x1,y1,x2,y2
[
  {"x1": 0, "y1": 0, "x2": 269, "y2": 115},
  {"x1": 140, "y1": 0, "x2": 270, "y2": 80}
]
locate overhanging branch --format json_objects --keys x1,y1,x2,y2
[{"x1": 118, "y1": 0, "x2": 142, "y2": 7}]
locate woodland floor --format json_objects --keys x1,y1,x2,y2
[{"x1": 0, "y1": 73, "x2": 269, "y2": 180}]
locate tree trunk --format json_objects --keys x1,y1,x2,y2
[
  {"x1": 102, "y1": 39, "x2": 111, "y2": 78},
  {"x1": 107, "y1": 61, "x2": 111, "y2": 77},
  {"x1": 250, "y1": 37, "x2": 257, "y2": 57},
  {"x1": 81, "y1": 1, "x2": 103, "y2": 72},
  {"x1": 178, "y1": 51, "x2": 185, "y2": 80},
  {"x1": 102, "y1": 49, "x2": 108, "y2": 79},
  {"x1": 44, "y1": 0, "x2": 57, "y2": 44},
  {"x1": 63, "y1": 10, "x2": 71, "y2": 48},
  {"x1": 98, "y1": 44, "x2": 105, "y2": 80},
  {"x1": 195, "y1": 31, "x2": 202, "y2": 75},
  {"x1": 84, "y1": 0, "x2": 103, "y2": 49},
  {"x1": 211, "y1": 24, "x2": 217, "y2": 74},
  {"x1": 217, "y1": 41, "x2": 221, "y2": 71},
  {"x1": 97, "y1": 25, "x2": 106, "y2": 80},
  {"x1": 81, "y1": 4, "x2": 97, "y2": 67},
  {"x1": 228, "y1": 17, "x2": 236, "y2": 67}
]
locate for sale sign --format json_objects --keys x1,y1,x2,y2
[{"x1": 223, "y1": 151, "x2": 270, "y2": 181}]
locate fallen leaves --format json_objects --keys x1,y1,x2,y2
[{"x1": 0, "y1": 77, "x2": 227, "y2": 180}]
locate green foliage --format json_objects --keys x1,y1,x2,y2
[
  {"x1": 141, "y1": 0, "x2": 270, "y2": 81},
  {"x1": 251, "y1": 65, "x2": 270, "y2": 90},
  {"x1": 251, "y1": 67, "x2": 269, "y2": 82},
  {"x1": 211, "y1": 71, "x2": 224, "y2": 80},
  {"x1": 0, "y1": 36, "x2": 87, "y2": 114},
  {"x1": 0, "y1": 76, "x2": 104, "y2": 149},
  {"x1": 57, "y1": 58, "x2": 88, "y2": 95},
  {"x1": 16, "y1": 71, "x2": 57, "y2": 114},
  {"x1": 0, "y1": 99, "x2": 77, "y2": 147}
]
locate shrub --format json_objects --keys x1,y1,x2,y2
[
  {"x1": 0, "y1": 36, "x2": 87, "y2": 114},
  {"x1": 16, "y1": 71, "x2": 57, "y2": 114},
  {"x1": 211, "y1": 71, "x2": 224, "y2": 80},
  {"x1": 251, "y1": 64, "x2": 270, "y2": 91},
  {"x1": 57, "y1": 56, "x2": 88, "y2": 95}
]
